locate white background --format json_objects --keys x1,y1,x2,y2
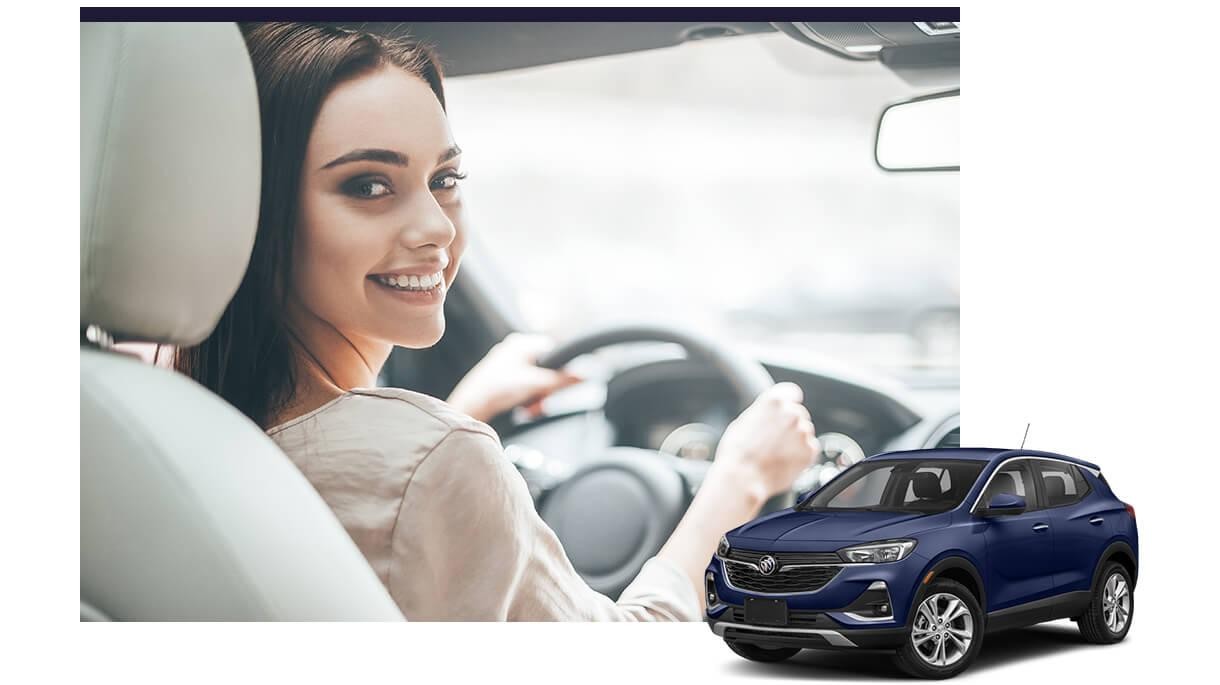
[{"x1": 11, "y1": 0, "x2": 1220, "y2": 682}]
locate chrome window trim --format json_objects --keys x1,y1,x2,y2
[{"x1": 969, "y1": 455, "x2": 1100, "y2": 514}]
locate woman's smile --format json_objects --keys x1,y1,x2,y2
[{"x1": 368, "y1": 269, "x2": 447, "y2": 304}]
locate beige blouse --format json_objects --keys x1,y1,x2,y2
[{"x1": 266, "y1": 386, "x2": 700, "y2": 621}]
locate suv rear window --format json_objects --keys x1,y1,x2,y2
[{"x1": 1034, "y1": 459, "x2": 1091, "y2": 507}]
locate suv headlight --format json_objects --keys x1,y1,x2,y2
[
  {"x1": 717, "y1": 535, "x2": 730, "y2": 558},
  {"x1": 837, "y1": 539, "x2": 917, "y2": 563}
]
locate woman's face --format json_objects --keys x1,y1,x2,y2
[{"x1": 292, "y1": 65, "x2": 466, "y2": 352}]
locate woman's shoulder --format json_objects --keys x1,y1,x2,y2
[
  {"x1": 350, "y1": 386, "x2": 498, "y2": 438},
  {"x1": 266, "y1": 386, "x2": 499, "y2": 450}
]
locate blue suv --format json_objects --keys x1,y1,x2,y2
[{"x1": 705, "y1": 448, "x2": 1138, "y2": 678}]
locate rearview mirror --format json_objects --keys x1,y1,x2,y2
[
  {"x1": 875, "y1": 89, "x2": 959, "y2": 172},
  {"x1": 979, "y1": 493, "x2": 1026, "y2": 517}
]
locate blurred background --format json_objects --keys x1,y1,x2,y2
[{"x1": 443, "y1": 31, "x2": 958, "y2": 388}]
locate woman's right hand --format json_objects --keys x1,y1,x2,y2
[
  {"x1": 710, "y1": 382, "x2": 821, "y2": 509},
  {"x1": 656, "y1": 381, "x2": 820, "y2": 611}
]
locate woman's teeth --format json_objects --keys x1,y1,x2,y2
[{"x1": 375, "y1": 271, "x2": 444, "y2": 291}]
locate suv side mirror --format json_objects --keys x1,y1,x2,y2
[{"x1": 979, "y1": 493, "x2": 1026, "y2": 517}]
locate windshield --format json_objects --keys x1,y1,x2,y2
[
  {"x1": 444, "y1": 32, "x2": 958, "y2": 383},
  {"x1": 799, "y1": 459, "x2": 984, "y2": 514}
]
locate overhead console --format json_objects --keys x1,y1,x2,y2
[{"x1": 774, "y1": 21, "x2": 960, "y2": 87}]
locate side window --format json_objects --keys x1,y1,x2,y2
[
  {"x1": 981, "y1": 462, "x2": 1037, "y2": 509},
  {"x1": 1035, "y1": 460, "x2": 1087, "y2": 507},
  {"x1": 1072, "y1": 466, "x2": 1093, "y2": 497}
]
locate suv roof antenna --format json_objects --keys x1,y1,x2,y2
[{"x1": 1020, "y1": 423, "x2": 1031, "y2": 449}]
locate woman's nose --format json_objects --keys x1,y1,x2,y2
[{"x1": 397, "y1": 191, "x2": 456, "y2": 249}]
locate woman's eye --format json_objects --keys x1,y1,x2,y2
[
  {"x1": 343, "y1": 177, "x2": 393, "y2": 199},
  {"x1": 430, "y1": 170, "x2": 468, "y2": 192}
]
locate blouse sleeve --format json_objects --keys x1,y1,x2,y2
[{"x1": 386, "y1": 427, "x2": 701, "y2": 621}]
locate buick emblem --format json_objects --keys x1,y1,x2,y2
[{"x1": 758, "y1": 555, "x2": 778, "y2": 576}]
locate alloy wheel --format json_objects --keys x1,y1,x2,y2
[
  {"x1": 1102, "y1": 572, "x2": 1130, "y2": 633},
  {"x1": 911, "y1": 592, "x2": 974, "y2": 667}
]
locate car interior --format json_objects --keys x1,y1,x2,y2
[{"x1": 81, "y1": 20, "x2": 960, "y2": 619}]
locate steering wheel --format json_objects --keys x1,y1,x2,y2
[{"x1": 531, "y1": 324, "x2": 793, "y2": 597}]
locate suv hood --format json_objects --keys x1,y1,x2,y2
[{"x1": 730, "y1": 508, "x2": 950, "y2": 546}]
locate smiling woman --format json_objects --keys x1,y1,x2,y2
[
  {"x1": 293, "y1": 63, "x2": 464, "y2": 367},
  {"x1": 168, "y1": 22, "x2": 821, "y2": 621},
  {"x1": 173, "y1": 23, "x2": 458, "y2": 427}
]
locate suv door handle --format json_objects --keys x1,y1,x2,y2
[
  {"x1": 1032, "y1": 523, "x2": 1050, "y2": 532},
  {"x1": 1089, "y1": 517, "x2": 1104, "y2": 525}
]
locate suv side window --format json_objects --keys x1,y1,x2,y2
[
  {"x1": 980, "y1": 461, "x2": 1039, "y2": 510},
  {"x1": 1034, "y1": 459, "x2": 1089, "y2": 507}
]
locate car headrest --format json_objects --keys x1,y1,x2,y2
[
  {"x1": 911, "y1": 471, "x2": 942, "y2": 499},
  {"x1": 989, "y1": 471, "x2": 1018, "y2": 497},
  {"x1": 80, "y1": 22, "x2": 261, "y2": 345},
  {"x1": 1044, "y1": 474, "x2": 1067, "y2": 501}
]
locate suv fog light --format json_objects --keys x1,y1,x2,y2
[
  {"x1": 705, "y1": 572, "x2": 718, "y2": 606},
  {"x1": 845, "y1": 581, "x2": 894, "y2": 621}
]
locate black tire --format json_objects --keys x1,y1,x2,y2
[
  {"x1": 1076, "y1": 562, "x2": 1134, "y2": 644},
  {"x1": 893, "y1": 578, "x2": 985, "y2": 680},
  {"x1": 725, "y1": 639, "x2": 801, "y2": 663}
]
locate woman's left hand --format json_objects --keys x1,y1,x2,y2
[{"x1": 446, "y1": 332, "x2": 584, "y2": 423}]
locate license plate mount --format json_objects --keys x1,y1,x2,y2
[{"x1": 744, "y1": 597, "x2": 788, "y2": 626}]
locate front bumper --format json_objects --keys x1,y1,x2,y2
[
  {"x1": 704, "y1": 549, "x2": 926, "y2": 650},
  {"x1": 706, "y1": 614, "x2": 907, "y2": 650}
]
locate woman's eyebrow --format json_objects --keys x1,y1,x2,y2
[
  {"x1": 438, "y1": 144, "x2": 462, "y2": 164},
  {"x1": 320, "y1": 148, "x2": 408, "y2": 170},
  {"x1": 319, "y1": 145, "x2": 461, "y2": 171}
]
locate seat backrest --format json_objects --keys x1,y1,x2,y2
[
  {"x1": 988, "y1": 471, "x2": 1019, "y2": 497},
  {"x1": 80, "y1": 22, "x2": 403, "y2": 620},
  {"x1": 1043, "y1": 474, "x2": 1067, "y2": 504},
  {"x1": 910, "y1": 471, "x2": 943, "y2": 500}
]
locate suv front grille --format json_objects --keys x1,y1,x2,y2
[{"x1": 722, "y1": 549, "x2": 843, "y2": 594}]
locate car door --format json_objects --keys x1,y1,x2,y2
[
  {"x1": 980, "y1": 460, "x2": 1057, "y2": 610},
  {"x1": 1032, "y1": 459, "x2": 1107, "y2": 595}
]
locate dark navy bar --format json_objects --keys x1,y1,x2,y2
[{"x1": 81, "y1": 7, "x2": 960, "y2": 23}]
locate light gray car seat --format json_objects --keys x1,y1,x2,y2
[{"x1": 80, "y1": 22, "x2": 403, "y2": 620}]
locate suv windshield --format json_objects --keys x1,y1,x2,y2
[
  {"x1": 444, "y1": 32, "x2": 958, "y2": 383},
  {"x1": 799, "y1": 459, "x2": 984, "y2": 514}
]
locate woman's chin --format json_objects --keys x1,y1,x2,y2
[{"x1": 388, "y1": 320, "x2": 445, "y2": 349}]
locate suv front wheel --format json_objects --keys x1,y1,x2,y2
[{"x1": 893, "y1": 578, "x2": 985, "y2": 679}]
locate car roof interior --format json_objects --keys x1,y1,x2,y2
[{"x1": 335, "y1": 21, "x2": 959, "y2": 85}]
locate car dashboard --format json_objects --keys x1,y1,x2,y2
[{"x1": 495, "y1": 347, "x2": 960, "y2": 500}]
